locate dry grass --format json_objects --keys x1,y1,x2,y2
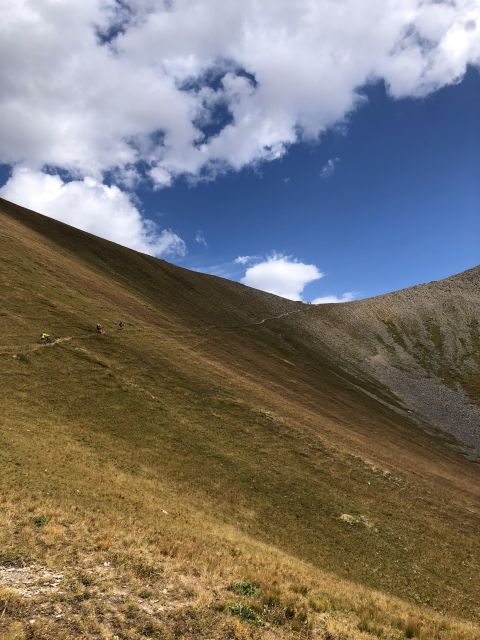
[{"x1": 1, "y1": 198, "x2": 480, "y2": 639}]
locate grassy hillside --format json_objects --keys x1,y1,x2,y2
[{"x1": 1, "y1": 197, "x2": 480, "y2": 640}]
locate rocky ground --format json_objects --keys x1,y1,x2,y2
[{"x1": 295, "y1": 266, "x2": 480, "y2": 456}]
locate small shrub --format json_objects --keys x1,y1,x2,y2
[
  {"x1": 284, "y1": 605, "x2": 295, "y2": 620},
  {"x1": 308, "y1": 597, "x2": 328, "y2": 612},
  {"x1": 228, "y1": 580, "x2": 257, "y2": 597},
  {"x1": 142, "y1": 621, "x2": 161, "y2": 637},
  {"x1": 262, "y1": 590, "x2": 281, "y2": 609},
  {"x1": 228, "y1": 602, "x2": 261, "y2": 624},
  {"x1": 404, "y1": 618, "x2": 421, "y2": 638},
  {"x1": 33, "y1": 515, "x2": 48, "y2": 528},
  {"x1": 125, "y1": 603, "x2": 139, "y2": 619},
  {"x1": 132, "y1": 560, "x2": 161, "y2": 580},
  {"x1": 272, "y1": 612, "x2": 284, "y2": 625},
  {"x1": 358, "y1": 617, "x2": 384, "y2": 636},
  {"x1": 292, "y1": 584, "x2": 309, "y2": 596},
  {"x1": 0, "y1": 551, "x2": 23, "y2": 566}
]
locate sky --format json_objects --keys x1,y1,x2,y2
[{"x1": 0, "y1": 1, "x2": 479, "y2": 303}]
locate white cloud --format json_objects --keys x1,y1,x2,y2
[
  {"x1": 241, "y1": 254, "x2": 323, "y2": 301},
  {"x1": 312, "y1": 292, "x2": 355, "y2": 304},
  {"x1": 0, "y1": 167, "x2": 186, "y2": 258},
  {"x1": 149, "y1": 167, "x2": 173, "y2": 189},
  {"x1": 195, "y1": 229, "x2": 208, "y2": 247},
  {"x1": 320, "y1": 157, "x2": 340, "y2": 178},
  {"x1": 0, "y1": 0, "x2": 478, "y2": 189},
  {"x1": 235, "y1": 255, "x2": 256, "y2": 265}
]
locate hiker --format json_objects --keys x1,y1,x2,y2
[
  {"x1": 40, "y1": 331, "x2": 51, "y2": 344},
  {"x1": 96, "y1": 323, "x2": 104, "y2": 335}
]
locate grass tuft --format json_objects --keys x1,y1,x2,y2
[
  {"x1": 228, "y1": 602, "x2": 262, "y2": 624},
  {"x1": 228, "y1": 580, "x2": 257, "y2": 597},
  {"x1": 33, "y1": 514, "x2": 48, "y2": 528}
]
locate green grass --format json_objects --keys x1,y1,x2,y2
[
  {"x1": 228, "y1": 582, "x2": 258, "y2": 597},
  {"x1": 228, "y1": 603, "x2": 262, "y2": 624},
  {"x1": 382, "y1": 320, "x2": 409, "y2": 351}
]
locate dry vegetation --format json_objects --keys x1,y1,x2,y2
[{"x1": 1, "y1": 197, "x2": 480, "y2": 639}]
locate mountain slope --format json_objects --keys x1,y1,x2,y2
[
  {"x1": 1, "y1": 197, "x2": 480, "y2": 640},
  {"x1": 297, "y1": 267, "x2": 480, "y2": 452}
]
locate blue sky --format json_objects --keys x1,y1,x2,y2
[
  {"x1": 1, "y1": 1, "x2": 479, "y2": 302},
  {"x1": 143, "y1": 67, "x2": 480, "y2": 300}
]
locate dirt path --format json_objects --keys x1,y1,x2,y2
[
  {"x1": 0, "y1": 308, "x2": 311, "y2": 358},
  {"x1": 251, "y1": 308, "x2": 306, "y2": 326},
  {"x1": 200, "y1": 306, "x2": 308, "y2": 334},
  {"x1": 0, "y1": 336, "x2": 73, "y2": 356}
]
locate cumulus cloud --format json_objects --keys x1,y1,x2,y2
[
  {"x1": 320, "y1": 157, "x2": 340, "y2": 179},
  {"x1": 312, "y1": 292, "x2": 355, "y2": 304},
  {"x1": 0, "y1": 0, "x2": 479, "y2": 189},
  {"x1": 0, "y1": 167, "x2": 186, "y2": 258},
  {"x1": 241, "y1": 254, "x2": 323, "y2": 300}
]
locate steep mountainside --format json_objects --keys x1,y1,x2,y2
[
  {"x1": 1, "y1": 197, "x2": 480, "y2": 640},
  {"x1": 297, "y1": 267, "x2": 480, "y2": 453}
]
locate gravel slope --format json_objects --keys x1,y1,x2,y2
[{"x1": 299, "y1": 266, "x2": 480, "y2": 454}]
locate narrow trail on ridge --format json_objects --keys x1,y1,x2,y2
[
  {"x1": 0, "y1": 336, "x2": 73, "y2": 356},
  {"x1": 200, "y1": 306, "x2": 308, "y2": 334},
  {"x1": 0, "y1": 308, "x2": 309, "y2": 354}
]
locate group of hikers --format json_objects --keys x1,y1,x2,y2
[
  {"x1": 95, "y1": 321, "x2": 124, "y2": 334},
  {"x1": 40, "y1": 321, "x2": 124, "y2": 344}
]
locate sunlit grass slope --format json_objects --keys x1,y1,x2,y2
[{"x1": 1, "y1": 197, "x2": 480, "y2": 639}]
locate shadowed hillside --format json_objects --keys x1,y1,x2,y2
[{"x1": 1, "y1": 197, "x2": 480, "y2": 640}]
